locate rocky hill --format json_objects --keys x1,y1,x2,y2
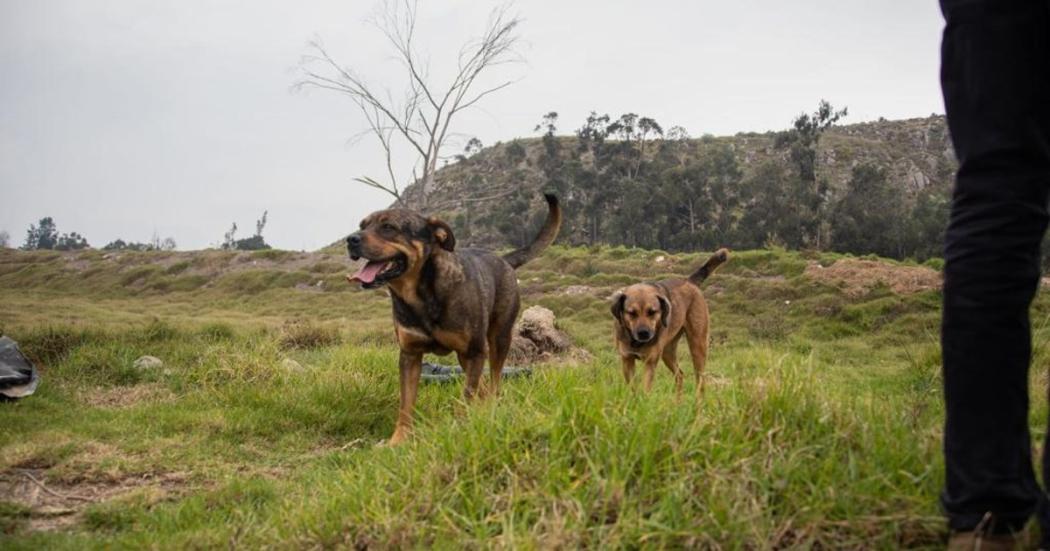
[
  {"x1": 426, "y1": 115, "x2": 953, "y2": 202},
  {"x1": 401, "y1": 114, "x2": 956, "y2": 258}
]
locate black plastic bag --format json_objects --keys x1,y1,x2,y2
[{"x1": 0, "y1": 336, "x2": 40, "y2": 399}]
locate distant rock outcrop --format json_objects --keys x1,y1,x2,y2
[{"x1": 401, "y1": 115, "x2": 956, "y2": 250}]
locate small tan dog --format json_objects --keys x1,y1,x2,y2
[{"x1": 610, "y1": 249, "x2": 729, "y2": 398}]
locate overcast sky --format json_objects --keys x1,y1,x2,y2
[{"x1": 0, "y1": 1, "x2": 946, "y2": 250}]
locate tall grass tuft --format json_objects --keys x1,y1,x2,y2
[{"x1": 278, "y1": 319, "x2": 341, "y2": 350}]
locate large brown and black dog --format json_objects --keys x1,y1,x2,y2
[
  {"x1": 346, "y1": 194, "x2": 561, "y2": 445},
  {"x1": 610, "y1": 249, "x2": 729, "y2": 399}
]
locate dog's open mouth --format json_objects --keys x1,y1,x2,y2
[{"x1": 347, "y1": 255, "x2": 406, "y2": 288}]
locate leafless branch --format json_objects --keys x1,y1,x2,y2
[{"x1": 296, "y1": 1, "x2": 523, "y2": 209}]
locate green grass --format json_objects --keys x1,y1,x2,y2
[{"x1": 1, "y1": 246, "x2": 1048, "y2": 548}]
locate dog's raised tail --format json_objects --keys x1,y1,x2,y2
[
  {"x1": 503, "y1": 194, "x2": 562, "y2": 269},
  {"x1": 689, "y1": 248, "x2": 730, "y2": 285}
]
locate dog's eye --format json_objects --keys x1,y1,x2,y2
[
  {"x1": 647, "y1": 309, "x2": 658, "y2": 316},
  {"x1": 380, "y1": 223, "x2": 397, "y2": 232},
  {"x1": 626, "y1": 311, "x2": 637, "y2": 318}
]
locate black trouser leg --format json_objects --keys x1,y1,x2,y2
[{"x1": 939, "y1": 0, "x2": 1050, "y2": 535}]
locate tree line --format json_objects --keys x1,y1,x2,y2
[
  {"x1": 13, "y1": 216, "x2": 178, "y2": 252},
  {"x1": 9, "y1": 211, "x2": 273, "y2": 252},
  {"x1": 456, "y1": 101, "x2": 952, "y2": 262}
]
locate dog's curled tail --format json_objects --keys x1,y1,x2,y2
[
  {"x1": 503, "y1": 194, "x2": 562, "y2": 269},
  {"x1": 689, "y1": 248, "x2": 730, "y2": 285}
]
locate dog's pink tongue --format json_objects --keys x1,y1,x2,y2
[{"x1": 349, "y1": 261, "x2": 385, "y2": 284}]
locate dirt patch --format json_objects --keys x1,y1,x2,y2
[
  {"x1": 77, "y1": 383, "x2": 175, "y2": 409},
  {"x1": 803, "y1": 259, "x2": 941, "y2": 297},
  {"x1": 560, "y1": 285, "x2": 599, "y2": 297},
  {"x1": 508, "y1": 306, "x2": 592, "y2": 364},
  {"x1": 0, "y1": 468, "x2": 189, "y2": 531},
  {"x1": 294, "y1": 280, "x2": 327, "y2": 292}
]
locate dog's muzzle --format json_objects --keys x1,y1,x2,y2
[
  {"x1": 347, "y1": 233, "x2": 363, "y2": 260},
  {"x1": 633, "y1": 328, "x2": 653, "y2": 343}
]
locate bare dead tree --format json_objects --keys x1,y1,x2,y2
[{"x1": 296, "y1": 0, "x2": 523, "y2": 209}]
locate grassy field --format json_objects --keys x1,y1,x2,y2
[{"x1": 2, "y1": 245, "x2": 1049, "y2": 548}]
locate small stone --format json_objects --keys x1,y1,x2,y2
[
  {"x1": 133, "y1": 356, "x2": 163, "y2": 370},
  {"x1": 281, "y1": 358, "x2": 304, "y2": 373}
]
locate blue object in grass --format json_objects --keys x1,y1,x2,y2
[{"x1": 420, "y1": 361, "x2": 531, "y2": 384}]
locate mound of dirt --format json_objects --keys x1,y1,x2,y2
[
  {"x1": 508, "y1": 306, "x2": 591, "y2": 364},
  {"x1": 804, "y1": 259, "x2": 941, "y2": 297}
]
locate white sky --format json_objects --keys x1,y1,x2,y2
[{"x1": 0, "y1": 0, "x2": 946, "y2": 250}]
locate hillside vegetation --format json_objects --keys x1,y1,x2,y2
[
  {"x1": 2, "y1": 246, "x2": 1049, "y2": 547},
  {"x1": 412, "y1": 110, "x2": 954, "y2": 262}
]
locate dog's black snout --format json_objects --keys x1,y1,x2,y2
[
  {"x1": 347, "y1": 233, "x2": 363, "y2": 259},
  {"x1": 635, "y1": 328, "x2": 652, "y2": 342}
]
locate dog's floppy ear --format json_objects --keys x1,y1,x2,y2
[
  {"x1": 658, "y1": 294, "x2": 671, "y2": 327},
  {"x1": 427, "y1": 217, "x2": 456, "y2": 252},
  {"x1": 610, "y1": 291, "x2": 626, "y2": 321}
]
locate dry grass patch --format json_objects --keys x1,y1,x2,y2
[
  {"x1": 804, "y1": 259, "x2": 941, "y2": 297},
  {"x1": 76, "y1": 383, "x2": 176, "y2": 409},
  {"x1": 277, "y1": 318, "x2": 341, "y2": 350}
]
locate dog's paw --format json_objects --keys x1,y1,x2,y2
[{"x1": 380, "y1": 430, "x2": 409, "y2": 447}]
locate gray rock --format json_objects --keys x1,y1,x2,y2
[
  {"x1": 508, "y1": 306, "x2": 573, "y2": 363},
  {"x1": 133, "y1": 355, "x2": 163, "y2": 370}
]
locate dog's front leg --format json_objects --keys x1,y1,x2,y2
[
  {"x1": 621, "y1": 356, "x2": 636, "y2": 385},
  {"x1": 642, "y1": 357, "x2": 659, "y2": 393},
  {"x1": 458, "y1": 352, "x2": 487, "y2": 400},
  {"x1": 388, "y1": 350, "x2": 423, "y2": 446}
]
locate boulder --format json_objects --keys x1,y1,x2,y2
[{"x1": 508, "y1": 306, "x2": 577, "y2": 364}]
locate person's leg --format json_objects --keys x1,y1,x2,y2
[{"x1": 939, "y1": 0, "x2": 1050, "y2": 536}]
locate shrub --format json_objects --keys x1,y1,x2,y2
[
  {"x1": 198, "y1": 322, "x2": 236, "y2": 341},
  {"x1": 141, "y1": 319, "x2": 178, "y2": 342},
  {"x1": 278, "y1": 319, "x2": 341, "y2": 350},
  {"x1": 15, "y1": 325, "x2": 93, "y2": 366},
  {"x1": 165, "y1": 261, "x2": 191, "y2": 275},
  {"x1": 923, "y1": 257, "x2": 945, "y2": 271}
]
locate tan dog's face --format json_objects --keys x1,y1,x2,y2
[
  {"x1": 346, "y1": 209, "x2": 454, "y2": 289},
  {"x1": 611, "y1": 284, "x2": 671, "y2": 344}
]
